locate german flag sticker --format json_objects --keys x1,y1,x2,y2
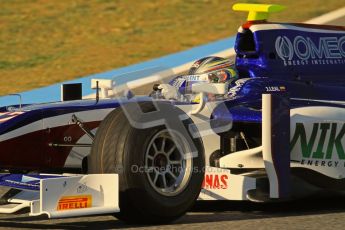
[
  {"x1": 279, "y1": 86, "x2": 286, "y2": 91},
  {"x1": 57, "y1": 195, "x2": 92, "y2": 211}
]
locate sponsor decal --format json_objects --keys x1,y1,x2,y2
[
  {"x1": 57, "y1": 195, "x2": 92, "y2": 211},
  {"x1": 291, "y1": 122, "x2": 345, "y2": 167},
  {"x1": 171, "y1": 78, "x2": 185, "y2": 88},
  {"x1": 265, "y1": 86, "x2": 286, "y2": 92},
  {"x1": 275, "y1": 35, "x2": 345, "y2": 66},
  {"x1": 202, "y1": 174, "x2": 228, "y2": 189},
  {"x1": 0, "y1": 112, "x2": 24, "y2": 123},
  {"x1": 185, "y1": 75, "x2": 201, "y2": 81},
  {"x1": 228, "y1": 78, "x2": 250, "y2": 98},
  {"x1": 275, "y1": 36, "x2": 294, "y2": 61}
]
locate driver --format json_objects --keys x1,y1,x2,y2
[{"x1": 156, "y1": 56, "x2": 238, "y2": 101}]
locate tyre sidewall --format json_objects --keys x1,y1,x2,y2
[{"x1": 122, "y1": 122, "x2": 204, "y2": 218}]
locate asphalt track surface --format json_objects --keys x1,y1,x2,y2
[
  {"x1": 0, "y1": 190, "x2": 345, "y2": 230},
  {"x1": 0, "y1": 15, "x2": 345, "y2": 230}
]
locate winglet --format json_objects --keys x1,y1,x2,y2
[{"x1": 233, "y1": 3, "x2": 285, "y2": 21}]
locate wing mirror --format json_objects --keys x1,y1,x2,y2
[
  {"x1": 189, "y1": 83, "x2": 227, "y2": 115},
  {"x1": 191, "y1": 83, "x2": 228, "y2": 95}
]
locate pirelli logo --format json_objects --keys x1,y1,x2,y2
[{"x1": 57, "y1": 195, "x2": 92, "y2": 211}]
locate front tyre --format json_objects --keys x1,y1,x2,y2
[{"x1": 88, "y1": 102, "x2": 205, "y2": 224}]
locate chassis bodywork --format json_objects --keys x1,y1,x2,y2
[{"x1": 0, "y1": 3, "x2": 344, "y2": 220}]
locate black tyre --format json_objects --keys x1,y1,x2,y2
[{"x1": 88, "y1": 102, "x2": 205, "y2": 224}]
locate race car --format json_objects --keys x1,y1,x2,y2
[{"x1": 0, "y1": 3, "x2": 344, "y2": 224}]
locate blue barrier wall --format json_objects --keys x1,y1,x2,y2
[{"x1": 0, "y1": 36, "x2": 235, "y2": 106}]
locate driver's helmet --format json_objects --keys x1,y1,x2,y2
[{"x1": 170, "y1": 56, "x2": 238, "y2": 95}]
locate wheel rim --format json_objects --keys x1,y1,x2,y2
[{"x1": 145, "y1": 129, "x2": 193, "y2": 196}]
